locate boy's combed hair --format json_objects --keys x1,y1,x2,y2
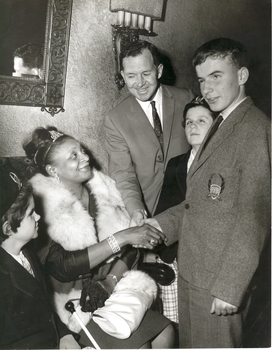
[
  {"x1": 192, "y1": 38, "x2": 248, "y2": 70},
  {"x1": 0, "y1": 183, "x2": 32, "y2": 242}
]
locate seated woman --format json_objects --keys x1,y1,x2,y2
[{"x1": 23, "y1": 127, "x2": 174, "y2": 349}]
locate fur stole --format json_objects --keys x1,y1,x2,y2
[
  {"x1": 29, "y1": 170, "x2": 132, "y2": 332},
  {"x1": 29, "y1": 171, "x2": 156, "y2": 334},
  {"x1": 29, "y1": 169, "x2": 130, "y2": 250}
]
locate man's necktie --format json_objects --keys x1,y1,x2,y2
[
  {"x1": 202, "y1": 114, "x2": 224, "y2": 151},
  {"x1": 151, "y1": 101, "x2": 164, "y2": 152},
  {"x1": 20, "y1": 251, "x2": 35, "y2": 277}
]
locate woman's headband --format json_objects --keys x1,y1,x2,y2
[{"x1": 34, "y1": 130, "x2": 64, "y2": 168}]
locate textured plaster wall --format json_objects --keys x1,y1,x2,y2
[{"x1": 0, "y1": 0, "x2": 271, "y2": 172}]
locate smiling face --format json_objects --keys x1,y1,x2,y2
[
  {"x1": 195, "y1": 56, "x2": 248, "y2": 112},
  {"x1": 121, "y1": 49, "x2": 163, "y2": 102},
  {"x1": 185, "y1": 106, "x2": 215, "y2": 152},
  {"x1": 49, "y1": 138, "x2": 93, "y2": 187}
]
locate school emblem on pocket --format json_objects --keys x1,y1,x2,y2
[{"x1": 207, "y1": 173, "x2": 225, "y2": 201}]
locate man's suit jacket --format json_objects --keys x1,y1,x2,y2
[
  {"x1": 0, "y1": 247, "x2": 72, "y2": 348},
  {"x1": 104, "y1": 84, "x2": 194, "y2": 216},
  {"x1": 156, "y1": 97, "x2": 271, "y2": 306}
]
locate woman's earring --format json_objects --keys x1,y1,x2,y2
[{"x1": 54, "y1": 173, "x2": 61, "y2": 183}]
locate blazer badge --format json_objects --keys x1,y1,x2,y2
[{"x1": 207, "y1": 173, "x2": 225, "y2": 201}]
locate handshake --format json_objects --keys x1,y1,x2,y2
[
  {"x1": 129, "y1": 209, "x2": 164, "y2": 249},
  {"x1": 129, "y1": 209, "x2": 161, "y2": 228}
]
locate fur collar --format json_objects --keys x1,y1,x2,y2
[
  {"x1": 30, "y1": 170, "x2": 130, "y2": 251},
  {"x1": 30, "y1": 170, "x2": 133, "y2": 333}
]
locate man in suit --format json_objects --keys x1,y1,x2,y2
[
  {"x1": 149, "y1": 38, "x2": 271, "y2": 347},
  {"x1": 104, "y1": 40, "x2": 193, "y2": 324},
  {"x1": 104, "y1": 40, "x2": 193, "y2": 223}
]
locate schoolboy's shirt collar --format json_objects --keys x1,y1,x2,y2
[
  {"x1": 187, "y1": 148, "x2": 197, "y2": 173},
  {"x1": 221, "y1": 96, "x2": 248, "y2": 120}
]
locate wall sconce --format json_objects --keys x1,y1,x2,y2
[{"x1": 110, "y1": 0, "x2": 165, "y2": 90}]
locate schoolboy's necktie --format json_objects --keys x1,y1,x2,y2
[
  {"x1": 150, "y1": 101, "x2": 164, "y2": 152},
  {"x1": 20, "y1": 251, "x2": 35, "y2": 277},
  {"x1": 202, "y1": 114, "x2": 224, "y2": 151}
]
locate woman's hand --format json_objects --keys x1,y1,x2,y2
[
  {"x1": 117, "y1": 223, "x2": 167, "y2": 249},
  {"x1": 86, "y1": 224, "x2": 166, "y2": 270}
]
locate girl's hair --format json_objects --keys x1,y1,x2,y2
[
  {"x1": 182, "y1": 96, "x2": 216, "y2": 128},
  {"x1": 23, "y1": 127, "x2": 101, "y2": 175},
  {"x1": 0, "y1": 183, "x2": 32, "y2": 242}
]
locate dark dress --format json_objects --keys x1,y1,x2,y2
[{"x1": 79, "y1": 309, "x2": 169, "y2": 348}]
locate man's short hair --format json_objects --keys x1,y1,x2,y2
[
  {"x1": 13, "y1": 43, "x2": 43, "y2": 70},
  {"x1": 192, "y1": 38, "x2": 248, "y2": 70},
  {"x1": 120, "y1": 40, "x2": 162, "y2": 71}
]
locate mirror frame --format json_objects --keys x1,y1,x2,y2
[{"x1": 0, "y1": 0, "x2": 73, "y2": 117}]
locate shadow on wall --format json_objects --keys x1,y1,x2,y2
[
  {"x1": 247, "y1": 59, "x2": 271, "y2": 118},
  {"x1": 159, "y1": 52, "x2": 176, "y2": 86}
]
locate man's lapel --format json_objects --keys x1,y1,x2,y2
[
  {"x1": 161, "y1": 86, "x2": 175, "y2": 164},
  {"x1": 188, "y1": 98, "x2": 251, "y2": 178},
  {"x1": 129, "y1": 96, "x2": 160, "y2": 148}
]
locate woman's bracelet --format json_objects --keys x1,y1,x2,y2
[
  {"x1": 107, "y1": 274, "x2": 118, "y2": 286},
  {"x1": 107, "y1": 234, "x2": 121, "y2": 254}
]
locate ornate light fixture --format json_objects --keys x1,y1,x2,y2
[{"x1": 110, "y1": 0, "x2": 165, "y2": 89}]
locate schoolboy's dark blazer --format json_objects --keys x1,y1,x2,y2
[
  {"x1": 0, "y1": 246, "x2": 73, "y2": 349},
  {"x1": 153, "y1": 150, "x2": 190, "y2": 263},
  {"x1": 155, "y1": 150, "x2": 191, "y2": 215}
]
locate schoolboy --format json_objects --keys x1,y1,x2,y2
[{"x1": 152, "y1": 38, "x2": 271, "y2": 347}]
